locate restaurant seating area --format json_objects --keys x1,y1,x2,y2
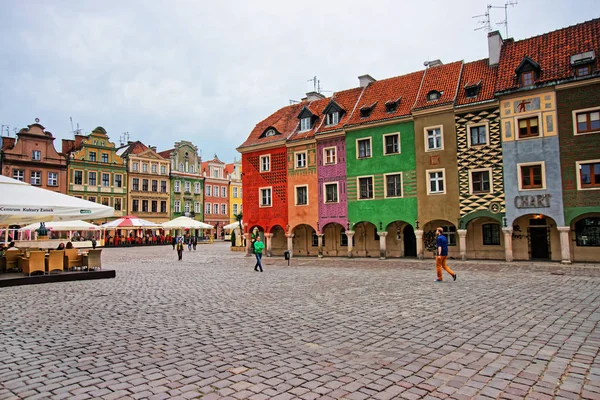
[{"x1": 0, "y1": 247, "x2": 102, "y2": 276}]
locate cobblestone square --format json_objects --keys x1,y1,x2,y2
[{"x1": 1, "y1": 243, "x2": 599, "y2": 399}]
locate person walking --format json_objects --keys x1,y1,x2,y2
[
  {"x1": 187, "y1": 234, "x2": 192, "y2": 251},
  {"x1": 176, "y1": 237, "x2": 184, "y2": 261},
  {"x1": 91, "y1": 236, "x2": 97, "y2": 249},
  {"x1": 193, "y1": 236, "x2": 197, "y2": 251},
  {"x1": 435, "y1": 227, "x2": 457, "y2": 282},
  {"x1": 253, "y1": 236, "x2": 264, "y2": 272},
  {"x1": 172, "y1": 235, "x2": 176, "y2": 250}
]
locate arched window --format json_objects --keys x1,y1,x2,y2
[{"x1": 575, "y1": 218, "x2": 600, "y2": 246}]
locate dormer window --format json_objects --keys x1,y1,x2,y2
[
  {"x1": 575, "y1": 65, "x2": 591, "y2": 77},
  {"x1": 297, "y1": 106, "x2": 316, "y2": 132},
  {"x1": 515, "y1": 56, "x2": 541, "y2": 87},
  {"x1": 427, "y1": 91, "x2": 441, "y2": 101},
  {"x1": 571, "y1": 51, "x2": 595, "y2": 78},
  {"x1": 300, "y1": 117, "x2": 311, "y2": 131},
  {"x1": 265, "y1": 129, "x2": 277, "y2": 137},
  {"x1": 326, "y1": 112, "x2": 339, "y2": 126},
  {"x1": 464, "y1": 81, "x2": 481, "y2": 99},
  {"x1": 521, "y1": 71, "x2": 534, "y2": 86},
  {"x1": 385, "y1": 97, "x2": 401, "y2": 113},
  {"x1": 359, "y1": 102, "x2": 377, "y2": 118}
]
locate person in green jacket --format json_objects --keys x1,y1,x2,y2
[{"x1": 253, "y1": 236, "x2": 264, "y2": 272}]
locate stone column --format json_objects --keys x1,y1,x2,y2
[
  {"x1": 286, "y1": 234, "x2": 294, "y2": 258},
  {"x1": 557, "y1": 226, "x2": 572, "y2": 264},
  {"x1": 502, "y1": 228, "x2": 513, "y2": 262},
  {"x1": 415, "y1": 229, "x2": 424, "y2": 260},
  {"x1": 264, "y1": 233, "x2": 273, "y2": 257},
  {"x1": 377, "y1": 232, "x2": 388, "y2": 259},
  {"x1": 317, "y1": 234, "x2": 324, "y2": 258},
  {"x1": 346, "y1": 231, "x2": 355, "y2": 258},
  {"x1": 457, "y1": 229, "x2": 467, "y2": 261}
]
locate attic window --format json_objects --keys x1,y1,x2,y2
[
  {"x1": 427, "y1": 91, "x2": 441, "y2": 101},
  {"x1": 385, "y1": 98, "x2": 401, "y2": 113},
  {"x1": 521, "y1": 71, "x2": 534, "y2": 86},
  {"x1": 300, "y1": 117, "x2": 311, "y2": 131},
  {"x1": 322, "y1": 100, "x2": 344, "y2": 126},
  {"x1": 575, "y1": 65, "x2": 591, "y2": 77},
  {"x1": 464, "y1": 82, "x2": 481, "y2": 99},
  {"x1": 326, "y1": 112, "x2": 339, "y2": 126},
  {"x1": 265, "y1": 129, "x2": 277, "y2": 137},
  {"x1": 515, "y1": 56, "x2": 541, "y2": 87},
  {"x1": 571, "y1": 51, "x2": 595, "y2": 67},
  {"x1": 360, "y1": 102, "x2": 377, "y2": 118}
]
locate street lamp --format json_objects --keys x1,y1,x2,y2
[{"x1": 415, "y1": 220, "x2": 419, "y2": 229}]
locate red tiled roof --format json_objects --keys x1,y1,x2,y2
[
  {"x1": 201, "y1": 161, "x2": 208, "y2": 173},
  {"x1": 412, "y1": 61, "x2": 463, "y2": 111},
  {"x1": 495, "y1": 18, "x2": 600, "y2": 93},
  {"x1": 118, "y1": 141, "x2": 149, "y2": 157},
  {"x1": 456, "y1": 59, "x2": 498, "y2": 106},
  {"x1": 157, "y1": 148, "x2": 173, "y2": 158},
  {"x1": 224, "y1": 163, "x2": 234, "y2": 175},
  {"x1": 238, "y1": 103, "x2": 305, "y2": 149},
  {"x1": 316, "y1": 87, "x2": 365, "y2": 134},
  {"x1": 287, "y1": 97, "x2": 331, "y2": 142},
  {"x1": 345, "y1": 70, "x2": 425, "y2": 126}
]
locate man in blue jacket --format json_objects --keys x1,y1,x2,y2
[{"x1": 435, "y1": 227, "x2": 457, "y2": 282}]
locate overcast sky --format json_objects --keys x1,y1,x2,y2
[{"x1": 0, "y1": 1, "x2": 597, "y2": 162}]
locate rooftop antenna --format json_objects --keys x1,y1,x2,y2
[
  {"x1": 494, "y1": 0, "x2": 518, "y2": 38},
  {"x1": 307, "y1": 76, "x2": 317, "y2": 92},
  {"x1": 289, "y1": 99, "x2": 300, "y2": 104},
  {"x1": 472, "y1": 5, "x2": 492, "y2": 32}
]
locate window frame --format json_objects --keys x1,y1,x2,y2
[
  {"x1": 295, "y1": 151, "x2": 308, "y2": 169},
  {"x1": 383, "y1": 132, "x2": 401, "y2": 155},
  {"x1": 132, "y1": 199, "x2": 139, "y2": 212},
  {"x1": 326, "y1": 112, "x2": 339, "y2": 126},
  {"x1": 47, "y1": 172, "x2": 58, "y2": 187},
  {"x1": 205, "y1": 202, "x2": 211, "y2": 214},
  {"x1": 482, "y1": 223, "x2": 501, "y2": 246},
  {"x1": 88, "y1": 171, "x2": 97, "y2": 186},
  {"x1": 323, "y1": 182, "x2": 339, "y2": 204},
  {"x1": 205, "y1": 185, "x2": 211, "y2": 196},
  {"x1": 300, "y1": 117, "x2": 311, "y2": 132},
  {"x1": 142, "y1": 179, "x2": 149, "y2": 192},
  {"x1": 132, "y1": 162, "x2": 139, "y2": 172},
  {"x1": 184, "y1": 181, "x2": 191, "y2": 193},
  {"x1": 89, "y1": 151, "x2": 96, "y2": 162},
  {"x1": 114, "y1": 198, "x2": 122, "y2": 211},
  {"x1": 174, "y1": 200, "x2": 181, "y2": 213},
  {"x1": 427, "y1": 168, "x2": 446, "y2": 195},
  {"x1": 221, "y1": 187, "x2": 226, "y2": 198},
  {"x1": 384, "y1": 172, "x2": 403, "y2": 198},
  {"x1": 260, "y1": 155, "x2": 271, "y2": 172},
  {"x1": 151, "y1": 179, "x2": 158, "y2": 192},
  {"x1": 575, "y1": 217, "x2": 600, "y2": 247},
  {"x1": 142, "y1": 163, "x2": 148, "y2": 173},
  {"x1": 31, "y1": 150, "x2": 41, "y2": 161},
  {"x1": 467, "y1": 122, "x2": 489, "y2": 147},
  {"x1": 160, "y1": 200, "x2": 167, "y2": 213},
  {"x1": 132, "y1": 178, "x2": 139, "y2": 191},
  {"x1": 151, "y1": 200, "x2": 158, "y2": 213},
  {"x1": 101, "y1": 153, "x2": 109, "y2": 163},
  {"x1": 101, "y1": 173, "x2": 110, "y2": 187},
  {"x1": 357, "y1": 175, "x2": 375, "y2": 200},
  {"x1": 174, "y1": 180, "x2": 181, "y2": 193},
  {"x1": 294, "y1": 185, "x2": 309, "y2": 206},
  {"x1": 160, "y1": 165, "x2": 167, "y2": 175},
  {"x1": 114, "y1": 174, "x2": 123, "y2": 188},
  {"x1": 576, "y1": 160, "x2": 600, "y2": 190},
  {"x1": 516, "y1": 115, "x2": 541, "y2": 139},
  {"x1": 356, "y1": 138, "x2": 372, "y2": 159},
  {"x1": 424, "y1": 125, "x2": 444, "y2": 152},
  {"x1": 572, "y1": 107, "x2": 600, "y2": 135},
  {"x1": 521, "y1": 70, "x2": 534, "y2": 86},
  {"x1": 213, "y1": 204, "x2": 219, "y2": 214},
  {"x1": 517, "y1": 161, "x2": 546, "y2": 191},
  {"x1": 12, "y1": 169, "x2": 24, "y2": 182},
  {"x1": 323, "y1": 147, "x2": 337, "y2": 165},
  {"x1": 194, "y1": 182, "x2": 200, "y2": 194},
  {"x1": 221, "y1": 203, "x2": 227, "y2": 215},
  {"x1": 469, "y1": 168, "x2": 493, "y2": 194},
  {"x1": 161, "y1": 180, "x2": 167, "y2": 193},
  {"x1": 259, "y1": 186, "x2": 273, "y2": 208}
]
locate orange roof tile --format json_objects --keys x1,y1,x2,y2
[
  {"x1": 287, "y1": 97, "x2": 331, "y2": 142},
  {"x1": 224, "y1": 163, "x2": 234, "y2": 175},
  {"x1": 412, "y1": 61, "x2": 463, "y2": 111},
  {"x1": 157, "y1": 148, "x2": 173, "y2": 158},
  {"x1": 495, "y1": 18, "x2": 600, "y2": 93},
  {"x1": 316, "y1": 86, "x2": 365, "y2": 134},
  {"x1": 455, "y1": 59, "x2": 498, "y2": 106},
  {"x1": 238, "y1": 103, "x2": 305, "y2": 149},
  {"x1": 345, "y1": 70, "x2": 425, "y2": 127}
]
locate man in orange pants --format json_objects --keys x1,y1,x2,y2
[{"x1": 435, "y1": 227, "x2": 457, "y2": 282}]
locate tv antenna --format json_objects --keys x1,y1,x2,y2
[
  {"x1": 473, "y1": 1, "x2": 517, "y2": 38},
  {"x1": 119, "y1": 131, "x2": 130, "y2": 146},
  {"x1": 289, "y1": 99, "x2": 300, "y2": 105},
  {"x1": 1, "y1": 125, "x2": 10, "y2": 137}
]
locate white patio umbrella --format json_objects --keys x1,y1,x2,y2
[
  {"x1": 161, "y1": 216, "x2": 213, "y2": 230},
  {"x1": 18, "y1": 220, "x2": 102, "y2": 232},
  {"x1": 223, "y1": 221, "x2": 243, "y2": 231}
]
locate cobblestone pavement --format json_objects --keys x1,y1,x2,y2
[{"x1": 1, "y1": 243, "x2": 599, "y2": 400}]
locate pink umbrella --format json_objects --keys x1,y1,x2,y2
[{"x1": 100, "y1": 215, "x2": 159, "y2": 228}]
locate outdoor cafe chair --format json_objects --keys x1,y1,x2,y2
[
  {"x1": 20, "y1": 251, "x2": 46, "y2": 276},
  {"x1": 2, "y1": 251, "x2": 21, "y2": 272},
  {"x1": 46, "y1": 250, "x2": 65, "y2": 273},
  {"x1": 64, "y1": 249, "x2": 83, "y2": 271},
  {"x1": 86, "y1": 249, "x2": 102, "y2": 270}
]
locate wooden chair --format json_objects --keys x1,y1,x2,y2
[
  {"x1": 3, "y1": 251, "x2": 22, "y2": 272},
  {"x1": 86, "y1": 249, "x2": 102, "y2": 270},
  {"x1": 20, "y1": 251, "x2": 46, "y2": 276},
  {"x1": 64, "y1": 249, "x2": 83, "y2": 271},
  {"x1": 46, "y1": 250, "x2": 65, "y2": 273}
]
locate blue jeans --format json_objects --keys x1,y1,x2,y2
[{"x1": 254, "y1": 253, "x2": 263, "y2": 271}]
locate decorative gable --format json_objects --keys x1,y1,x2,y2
[{"x1": 359, "y1": 102, "x2": 377, "y2": 118}]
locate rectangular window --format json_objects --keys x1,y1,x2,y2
[
  {"x1": 326, "y1": 112, "x2": 339, "y2": 126},
  {"x1": 213, "y1": 204, "x2": 219, "y2": 214},
  {"x1": 357, "y1": 138, "x2": 371, "y2": 158},
  {"x1": 576, "y1": 218, "x2": 600, "y2": 246},
  {"x1": 519, "y1": 164, "x2": 544, "y2": 190},
  {"x1": 206, "y1": 203, "x2": 211, "y2": 214},
  {"x1": 13, "y1": 169, "x2": 24, "y2": 182},
  {"x1": 88, "y1": 172, "x2": 97, "y2": 186},
  {"x1": 324, "y1": 147, "x2": 336, "y2": 165},
  {"x1": 101, "y1": 197, "x2": 110, "y2": 206},
  {"x1": 296, "y1": 186, "x2": 308, "y2": 205},
  {"x1": 300, "y1": 117, "x2": 311, "y2": 131},
  {"x1": 142, "y1": 179, "x2": 148, "y2": 191},
  {"x1": 114, "y1": 198, "x2": 122, "y2": 211},
  {"x1": 184, "y1": 201, "x2": 191, "y2": 213},
  {"x1": 575, "y1": 65, "x2": 591, "y2": 77},
  {"x1": 233, "y1": 187, "x2": 238, "y2": 198},
  {"x1": 358, "y1": 177, "x2": 373, "y2": 199},
  {"x1": 471, "y1": 170, "x2": 491, "y2": 193},
  {"x1": 114, "y1": 174, "x2": 122, "y2": 188},
  {"x1": 132, "y1": 199, "x2": 139, "y2": 212},
  {"x1": 575, "y1": 110, "x2": 600, "y2": 134},
  {"x1": 325, "y1": 183, "x2": 338, "y2": 203},
  {"x1": 174, "y1": 181, "x2": 180, "y2": 193},
  {"x1": 260, "y1": 188, "x2": 272, "y2": 207},
  {"x1": 160, "y1": 165, "x2": 166, "y2": 174},
  {"x1": 233, "y1": 203, "x2": 238, "y2": 215},
  {"x1": 521, "y1": 71, "x2": 534, "y2": 86},
  {"x1": 311, "y1": 232, "x2": 322, "y2": 247},
  {"x1": 260, "y1": 155, "x2": 270, "y2": 172},
  {"x1": 174, "y1": 201, "x2": 181, "y2": 213},
  {"x1": 206, "y1": 185, "x2": 211, "y2": 196},
  {"x1": 161, "y1": 181, "x2": 167, "y2": 193},
  {"x1": 47, "y1": 172, "x2": 58, "y2": 186},
  {"x1": 194, "y1": 202, "x2": 200, "y2": 213},
  {"x1": 426, "y1": 127, "x2": 443, "y2": 151},
  {"x1": 101, "y1": 153, "x2": 108, "y2": 163},
  {"x1": 88, "y1": 196, "x2": 96, "y2": 203},
  {"x1": 30, "y1": 171, "x2": 41, "y2": 185},
  {"x1": 132, "y1": 178, "x2": 139, "y2": 191},
  {"x1": 194, "y1": 182, "x2": 200, "y2": 194},
  {"x1": 151, "y1": 164, "x2": 157, "y2": 173},
  {"x1": 213, "y1": 186, "x2": 219, "y2": 197},
  {"x1": 142, "y1": 163, "x2": 148, "y2": 173},
  {"x1": 579, "y1": 162, "x2": 600, "y2": 188},
  {"x1": 384, "y1": 133, "x2": 400, "y2": 155},
  {"x1": 32, "y1": 150, "x2": 41, "y2": 161},
  {"x1": 132, "y1": 162, "x2": 139, "y2": 172},
  {"x1": 142, "y1": 200, "x2": 148, "y2": 212},
  {"x1": 221, "y1": 187, "x2": 226, "y2": 198},
  {"x1": 74, "y1": 170, "x2": 83, "y2": 185},
  {"x1": 102, "y1": 173, "x2": 110, "y2": 187},
  {"x1": 295, "y1": 152, "x2": 307, "y2": 169},
  {"x1": 441, "y1": 226, "x2": 457, "y2": 246},
  {"x1": 222, "y1": 204, "x2": 226, "y2": 215},
  {"x1": 469, "y1": 125, "x2": 488, "y2": 146},
  {"x1": 151, "y1": 200, "x2": 158, "y2": 213},
  {"x1": 428, "y1": 170, "x2": 445, "y2": 194},
  {"x1": 482, "y1": 224, "x2": 501, "y2": 245},
  {"x1": 160, "y1": 201, "x2": 167, "y2": 213},
  {"x1": 385, "y1": 174, "x2": 402, "y2": 197},
  {"x1": 89, "y1": 152, "x2": 96, "y2": 162},
  {"x1": 518, "y1": 116, "x2": 540, "y2": 138},
  {"x1": 185, "y1": 181, "x2": 191, "y2": 193},
  {"x1": 151, "y1": 180, "x2": 158, "y2": 192}
]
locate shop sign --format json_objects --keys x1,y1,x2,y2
[{"x1": 514, "y1": 194, "x2": 551, "y2": 209}]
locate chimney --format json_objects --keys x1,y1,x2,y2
[
  {"x1": 2, "y1": 136, "x2": 15, "y2": 150},
  {"x1": 150, "y1": 146, "x2": 157, "y2": 152},
  {"x1": 425, "y1": 59, "x2": 443, "y2": 68},
  {"x1": 488, "y1": 30, "x2": 503, "y2": 66},
  {"x1": 358, "y1": 74, "x2": 376, "y2": 87},
  {"x1": 306, "y1": 91, "x2": 325, "y2": 101},
  {"x1": 62, "y1": 139, "x2": 75, "y2": 154}
]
